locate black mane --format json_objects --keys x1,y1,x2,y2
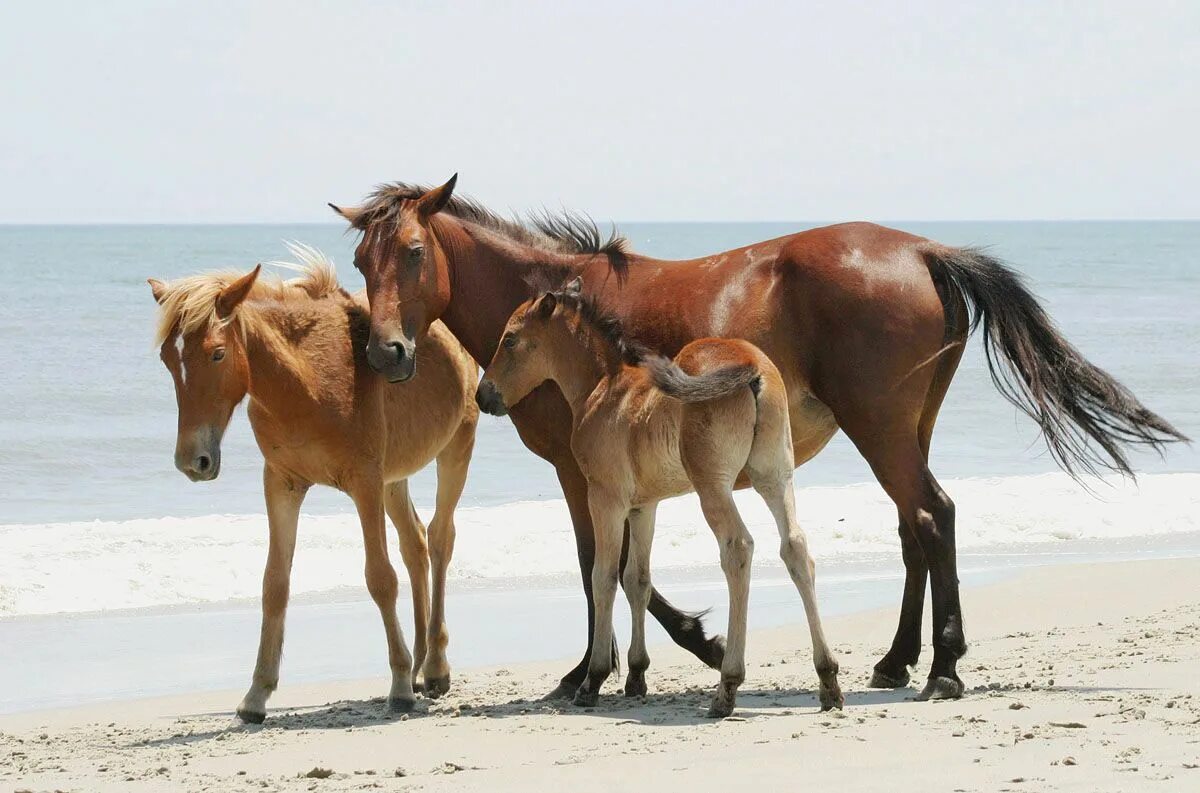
[
  {"x1": 357, "y1": 183, "x2": 629, "y2": 274},
  {"x1": 553, "y1": 289, "x2": 647, "y2": 366}
]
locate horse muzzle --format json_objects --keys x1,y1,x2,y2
[{"x1": 475, "y1": 378, "x2": 508, "y2": 417}]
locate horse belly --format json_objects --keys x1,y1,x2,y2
[{"x1": 789, "y1": 390, "x2": 839, "y2": 466}]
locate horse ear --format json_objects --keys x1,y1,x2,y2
[
  {"x1": 416, "y1": 173, "x2": 458, "y2": 217},
  {"x1": 534, "y1": 291, "x2": 558, "y2": 318},
  {"x1": 328, "y1": 202, "x2": 366, "y2": 228},
  {"x1": 563, "y1": 276, "x2": 583, "y2": 297},
  {"x1": 147, "y1": 278, "x2": 167, "y2": 304},
  {"x1": 216, "y1": 264, "x2": 262, "y2": 319}
]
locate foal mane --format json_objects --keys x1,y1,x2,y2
[
  {"x1": 357, "y1": 182, "x2": 631, "y2": 276},
  {"x1": 153, "y1": 242, "x2": 348, "y2": 345},
  {"x1": 550, "y1": 288, "x2": 647, "y2": 366}
]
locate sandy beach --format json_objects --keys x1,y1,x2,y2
[{"x1": 3, "y1": 557, "x2": 1197, "y2": 792}]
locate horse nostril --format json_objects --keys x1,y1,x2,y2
[
  {"x1": 388, "y1": 341, "x2": 408, "y2": 362},
  {"x1": 195, "y1": 455, "x2": 211, "y2": 473}
]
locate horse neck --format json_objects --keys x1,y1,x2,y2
[
  {"x1": 432, "y1": 217, "x2": 583, "y2": 365},
  {"x1": 543, "y1": 319, "x2": 624, "y2": 416}
]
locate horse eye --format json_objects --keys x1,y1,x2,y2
[
  {"x1": 408, "y1": 246, "x2": 424, "y2": 263},
  {"x1": 212, "y1": 348, "x2": 226, "y2": 362},
  {"x1": 502, "y1": 335, "x2": 518, "y2": 350}
]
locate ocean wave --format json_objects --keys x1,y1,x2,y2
[{"x1": 0, "y1": 472, "x2": 1196, "y2": 617}]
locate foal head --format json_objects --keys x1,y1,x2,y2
[
  {"x1": 148, "y1": 266, "x2": 260, "y2": 481},
  {"x1": 329, "y1": 175, "x2": 458, "y2": 383},
  {"x1": 477, "y1": 278, "x2": 616, "y2": 416}
]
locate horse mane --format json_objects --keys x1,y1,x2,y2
[
  {"x1": 357, "y1": 182, "x2": 630, "y2": 276},
  {"x1": 153, "y1": 242, "x2": 348, "y2": 345},
  {"x1": 550, "y1": 288, "x2": 647, "y2": 366}
]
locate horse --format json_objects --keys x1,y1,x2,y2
[
  {"x1": 330, "y1": 176, "x2": 1185, "y2": 701},
  {"x1": 148, "y1": 244, "x2": 478, "y2": 721},
  {"x1": 477, "y1": 278, "x2": 843, "y2": 716}
]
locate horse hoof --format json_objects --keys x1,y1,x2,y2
[
  {"x1": 388, "y1": 695, "x2": 417, "y2": 713},
  {"x1": 916, "y1": 676, "x2": 964, "y2": 701},
  {"x1": 819, "y1": 680, "x2": 845, "y2": 711},
  {"x1": 424, "y1": 675, "x2": 451, "y2": 699},
  {"x1": 235, "y1": 707, "x2": 266, "y2": 725},
  {"x1": 706, "y1": 699, "x2": 735, "y2": 719},
  {"x1": 623, "y1": 675, "x2": 648, "y2": 698},
  {"x1": 542, "y1": 680, "x2": 578, "y2": 701},
  {"x1": 869, "y1": 667, "x2": 911, "y2": 689},
  {"x1": 573, "y1": 686, "x2": 599, "y2": 708}
]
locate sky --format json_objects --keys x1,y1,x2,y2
[{"x1": 1, "y1": 1, "x2": 1197, "y2": 223}]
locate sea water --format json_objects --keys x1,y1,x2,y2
[{"x1": 0, "y1": 221, "x2": 1198, "y2": 618}]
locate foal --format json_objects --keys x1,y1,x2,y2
[
  {"x1": 477, "y1": 279, "x2": 841, "y2": 717},
  {"x1": 149, "y1": 245, "x2": 478, "y2": 721}
]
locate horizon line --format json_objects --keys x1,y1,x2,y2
[{"x1": 2, "y1": 218, "x2": 1199, "y2": 227}]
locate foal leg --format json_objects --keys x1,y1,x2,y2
[
  {"x1": 696, "y1": 486, "x2": 754, "y2": 718},
  {"x1": 750, "y1": 470, "x2": 842, "y2": 710},
  {"x1": 236, "y1": 465, "x2": 308, "y2": 724},
  {"x1": 574, "y1": 489, "x2": 627, "y2": 707},
  {"x1": 421, "y1": 422, "x2": 473, "y2": 697},
  {"x1": 352, "y1": 482, "x2": 416, "y2": 712},
  {"x1": 382, "y1": 480, "x2": 430, "y2": 691},
  {"x1": 622, "y1": 504, "x2": 657, "y2": 697}
]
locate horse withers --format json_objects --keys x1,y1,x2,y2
[
  {"x1": 149, "y1": 245, "x2": 478, "y2": 721},
  {"x1": 478, "y1": 278, "x2": 842, "y2": 717}
]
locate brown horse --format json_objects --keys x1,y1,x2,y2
[
  {"x1": 331, "y1": 177, "x2": 1185, "y2": 701},
  {"x1": 149, "y1": 245, "x2": 478, "y2": 720},
  {"x1": 478, "y1": 278, "x2": 842, "y2": 716}
]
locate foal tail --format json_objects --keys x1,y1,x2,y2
[
  {"x1": 925, "y1": 246, "x2": 1188, "y2": 479},
  {"x1": 646, "y1": 356, "x2": 761, "y2": 403}
]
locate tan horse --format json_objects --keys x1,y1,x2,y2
[
  {"x1": 148, "y1": 245, "x2": 478, "y2": 721},
  {"x1": 477, "y1": 278, "x2": 842, "y2": 717}
]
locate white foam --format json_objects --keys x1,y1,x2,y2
[{"x1": 1, "y1": 472, "x2": 1196, "y2": 617}]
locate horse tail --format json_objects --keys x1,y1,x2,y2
[
  {"x1": 924, "y1": 246, "x2": 1187, "y2": 479},
  {"x1": 645, "y1": 355, "x2": 761, "y2": 404}
]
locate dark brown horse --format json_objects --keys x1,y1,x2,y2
[{"x1": 331, "y1": 176, "x2": 1185, "y2": 701}]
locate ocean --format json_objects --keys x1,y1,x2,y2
[{"x1": 1, "y1": 221, "x2": 1198, "y2": 620}]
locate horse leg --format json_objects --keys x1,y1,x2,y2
[
  {"x1": 749, "y1": 469, "x2": 843, "y2": 710},
  {"x1": 421, "y1": 420, "x2": 474, "y2": 697},
  {"x1": 236, "y1": 465, "x2": 308, "y2": 724},
  {"x1": 573, "y1": 488, "x2": 627, "y2": 707},
  {"x1": 622, "y1": 503, "x2": 657, "y2": 697},
  {"x1": 352, "y1": 481, "x2": 416, "y2": 712},
  {"x1": 869, "y1": 514, "x2": 928, "y2": 688},
  {"x1": 867, "y1": 342, "x2": 961, "y2": 690},
  {"x1": 855, "y1": 434, "x2": 965, "y2": 700},
  {"x1": 382, "y1": 479, "x2": 430, "y2": 692},
  {"x1": 695, "y1": 485, "x2": 754, "y2": 718}
]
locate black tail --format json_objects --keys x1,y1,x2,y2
[
  {"x1": 645, "y1": 356, "x2": 760, "y2": 403},
  {"x1": 925, "y1": 246, "x2": 1187, "y2": 479}
]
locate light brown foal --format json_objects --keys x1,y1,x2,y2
[
  {"x1": 149, "y1": 245, "x2": 478, "y2": 721},
  {"x1": 478, "y1": 279, "x2": 842, "y2": 717}
]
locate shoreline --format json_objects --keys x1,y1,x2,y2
[
  {"x1": 4, "y1": 533, "x2": 1200, "y2": 716},
  {"x1": 3, "y1": 556, "x2": 1198, "y2": 791}
]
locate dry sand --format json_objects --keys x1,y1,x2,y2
[{"x1": 2, "y1": 557, "x2": 1198, "y2": 792}]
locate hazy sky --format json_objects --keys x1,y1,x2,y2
[{"x1": 2, "y1": 1, "x2": 1197, "y2": 223}]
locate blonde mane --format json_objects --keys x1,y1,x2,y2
[{"x1": 153, "y1": 242, "x2": 346, "y2": 345}]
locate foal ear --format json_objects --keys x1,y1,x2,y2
[
  {"x1": 416, "y1": 173, "x2": 458, "y2": 217},
  {"x1": 147, "y1": 278, "x2": 167, "y2": 304},
  {"x1": 216, "y1": 264, "x2": 262, "y2": 319},
  {"x1": 563, "y1": 276, "x2": 583, "y2": 297},
  {"x1": 328, "y1": 202, "x2": 367, "y2": 228},
  {"x1": 534, "y1": 291, "x2": 558, "y2": 318}
]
